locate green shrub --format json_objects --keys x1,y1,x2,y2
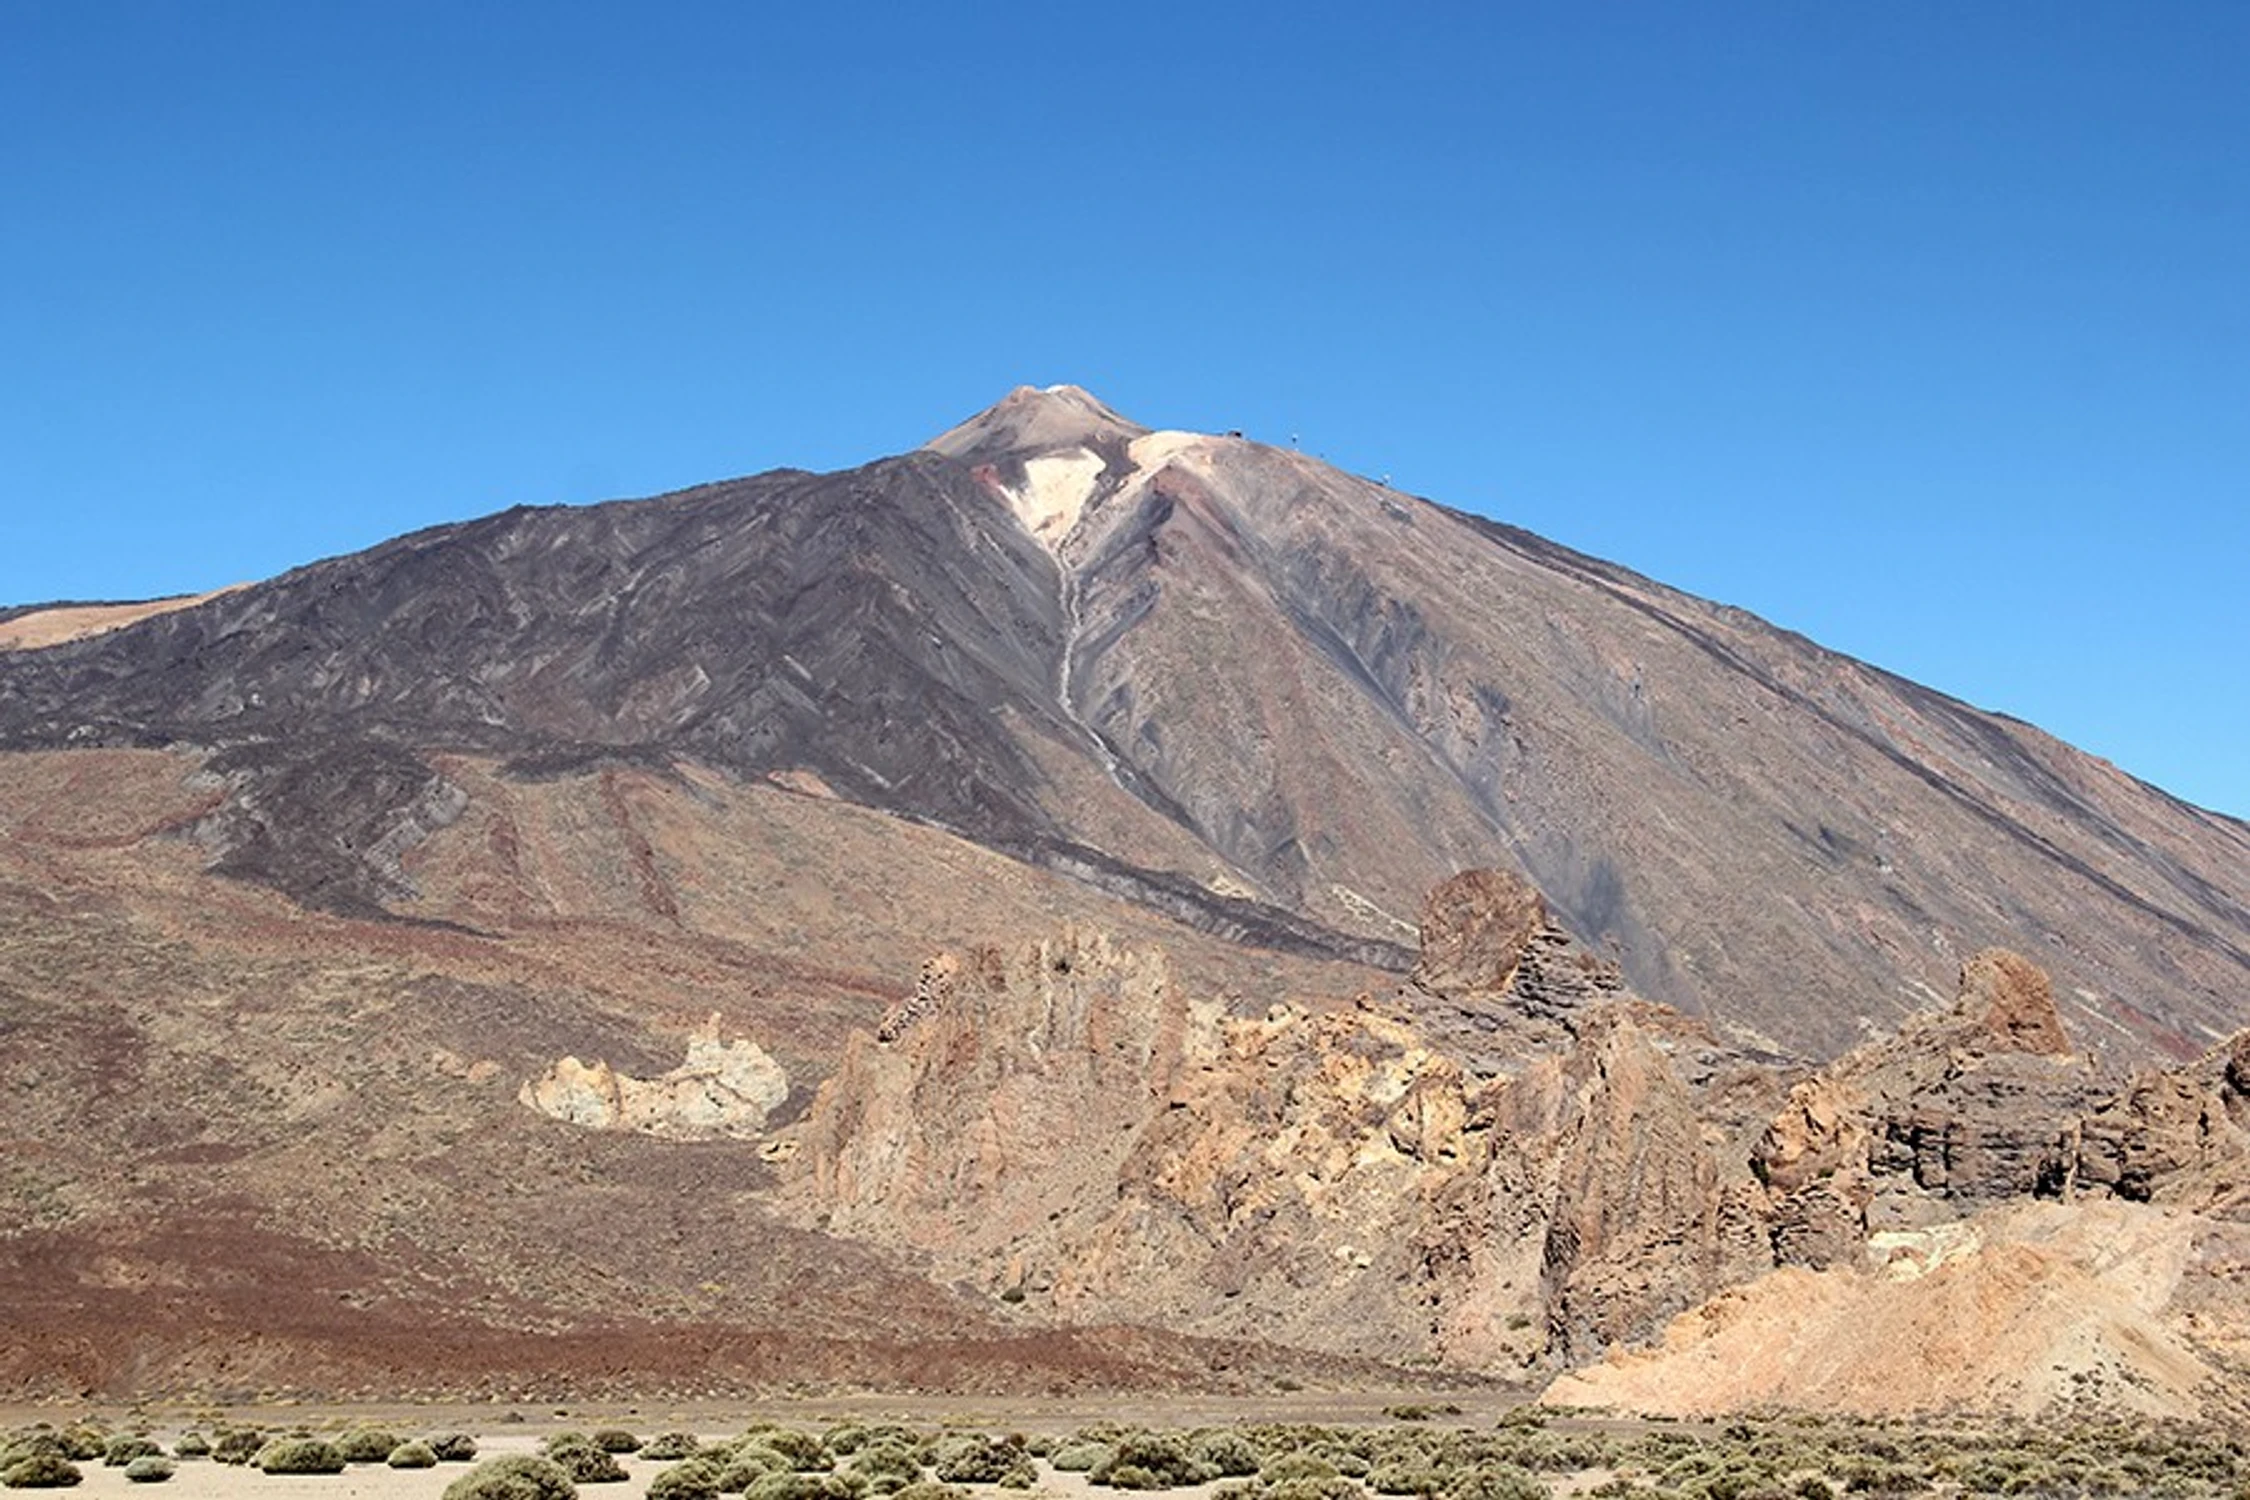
[
  {"x1": 1, "y1": 1456, "x2": 82, "y2": 1490},
  {"x1": 1263, "y1": 1456, "x2": 1343, "y2": 1486},
  {"x1": 336, "y1": 1431, "x2": 402, "y2": 1465},
  {"x1": 846, "y1": 1446, "x2": 921, "y2": 1487},
  {"x1": 57, "y1": 1436, "x2": 104, "y2": 1466},
  {"x1": 741, "y1": 1474, "x2": 866, "y2": 1500},
  {"x1": 1054, "y1": 1444, "x2": 1114, "y2": 1473},
  {"x1": 429, "y1": 1435, "x2": 481, "y2": 1463},
  {"x1": 123, "y1": 1458, "x2": 175, "y2": 1484},
  {"x1": 0, "y1": 1442, "x2": 65, "y2": 1470},
  {"x1": 888, "y1": 1486, "x2": 965, "y2": 1500},
  {"x1": 931, "y1": 1437, "x2": 1033, "y2": 1488},
  {"x1": 543, "y1": 1438, "x2": 628, "y2": 1485},
  {"x1": 172, "y1": 1436, "x2": 211, "y2": 1461},
  {"x1": 1444, "y1": 1465, "x2": 1547, "y2": 1500},
  {"x1": 212, "y1": 1431, "x2": 266, "y2": 1466},
  {"x1": 105, "y1": 1438, "x2": 163, "y2": 1468},
  {"x1": 441, "y1": 1455, "x2": 578, "y2": 1500},
  {"x1": 1195, "y1": 1436, "x2": 1265, "y2": 1480},
  {"x1": 1370, "y1": 1461, "x2": 1450, "y2": 1496},
  {"x1": 649, "y1": 1466, "x2": 724, "y2": 1500},
  {"x1": 257, "y1": 1440, "x2": 347, "y2": 1476},
  {"x1": 755, "y1": 1433, "x2": 832, "y2": 1472},
  {"x1": 592, "y1": 1432, "x2": 641, "y2": 1456},
  {"x1": 1093, "y1": 1434, "x2": 1211, "y2": 1490},
  {"x1": 390, "y1": 1444, "x2": 439, "y2": 1470},
  {"x1": 1266, "y1": 1480, "x2": 1367, "y2": 1500},
  {"x1": 644, "y1": 1435, "x2": 706, "y2": 1463},
  {"x1": 721, "y1": 1454, "x2": 795, "y2": 1494}
]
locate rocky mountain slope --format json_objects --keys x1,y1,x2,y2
[
  {"x1": 2, "y1": 385, "x2": 2245, "y2": 1406},
  {"x1": 4, "y1": 385, "x2": 2245, "y2": 1062}
]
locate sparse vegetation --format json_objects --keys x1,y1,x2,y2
[
  {"x1": 542, "y1": 1435, "x2": 629, "y2": 1485},
  {"x1": 442, "y1": 1455, "x2": 578, "y2": 1500},
  {"x1": 211, "y1": 1430, "x2": 266, "y2": 1466},
  {"x1": 122, "y1": 1458, "x2": 175, "y2": 1484},
  {"x1": 390, "y1": 1443, "x2": 440, "y2": 1470},
  {"x1": 255, "y1": 1439, "x2": 347, "y2": 1476},
  {"x1": 592, "y1": 1432, "x2": 642, "y2": 1455},
  {"x1": 648, "y1": 1464, "x2": 725, "y2": 1500},
  {"x1": 1, "y1": 1455, "x2": 82, "y2": 1490},
  {"x1": 429, "y1": 1435, "x2": 481, "y2": 1464},
  {"x1": 643, "y1": 1435, "x2": 706, "y2": 1463},
  {"x1": 337, "y1": 1430, "x2": 403, "y2": 1465},
  {"x1": 931, "y1": 1436, "x2": 1034, "y2": 1489},
  {"x1": 104, "y1": 1437, "x2": 163, "y2": 1467}
]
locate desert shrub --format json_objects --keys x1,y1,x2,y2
[
  {"x1": 258, "y1": 1440, "x2": 346, "y2": 1476},
  {"x1": 211, "y1": 1430, "x2": 266, "y2": 1466},
  {"x1": 1444, "y1": 1465, "x2": 1547, "y2": 1500},
  {"x1": 846, "y1": 1445, "x2": 922, "y2": 1486},
  {"x1": 1267, "y1": 1480, "x2": 1367, "y2": 1500},
  {"x1": 2, "y1": 1456, "x2": 82, "y2": 1490},
  {"x1": 1263, "y1": 1455, "x2": 1343, "y2": 1486},
  {"x1": 592, "y1": 1432, "x2": 641, "y2": 1455},
  {"x1": 1054, "y1": 1444, "x2": 1114, "y2": 1473},
  {"x1": 172, "y1": 1435, "x2": 211, "y2": 1461},
  {"x1": 887, "y1": 1485, "x2": 965, "y2": 1500},
  {"x1": 123, "y1": 1458, "x2": 175, "y2": 1484},
  {"x1": 1370, "y1": 1460, "x2": 1450, "y2": 1496},
  {"x1": 1092, "y1": 1433, "x2": 1211, "y2": 1490},
  {"x1": 442, "y1": 1455, "x2": 578, "y2": 1500},
  {"x1": 1312, "y1": 1448, "x2": 1372, "y2": 1481},
  {"x1": 104, "y1": 1438, "x2": 163, "y2": 1468},
  {"x1": 931, "y1": 1437, "x2": 1033, "y2": 1488},
  {"x1": 644, "y1": 1435, "x2": 707, "y2": 1463},
  {"x1": 1195, "y1": 1435, "x2": 1265, "y2": 1480},
  {"x1": 650, "y1": 1465, "x2": 725, "y2": 1500},
  {"x1": 429, "y1": 1435, "x2": 481, "y2": 1463},
  {"x1": 57, "y1": 1436, "x2": 105, "y2": 1465},
  {"x1": 756, "y1": 1433, "x2": 833, "y2": 1472},
  {"x1": 390, "y1": 1443, "x2": 439, "y2": 1470},
  {"x1": 722, "y1": 1453, "x2": 796, "y2": 1493},
  {"x1": 0, "y1": 1442, "x2": 65, "y2": 1470},
  {"x1": 543, "y1": 1437, "x2": 628, "y2": 1485},
  {"x1": 337, "y1": 1430, "x2": 403, "y2": 1465},
  {"x1": 743, "y1": 1473, "x2": 867, "y2": 1500},
  {"x1": 1794, "y1": 1480, "x2": 1836, "y2": 1500}
]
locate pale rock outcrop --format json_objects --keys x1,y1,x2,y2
[{"x1": 520, "y1": 1014, "x2": 789, "y2": 1139}]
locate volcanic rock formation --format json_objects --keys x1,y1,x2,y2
[
  {"x1": 3, "y1": 386, "x2": 2248, "y2": 1405},
  {"x1": 1, "y1": 386, "x2": 2242, "y2": 1063}
]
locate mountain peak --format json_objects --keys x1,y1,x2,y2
[{"x1": 923, "y1": 384, "x2": 1151, "y2": 461}]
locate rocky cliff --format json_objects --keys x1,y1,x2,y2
[{"x1": 791, "y1": 869, "x2": 2250, "y2": 1410}]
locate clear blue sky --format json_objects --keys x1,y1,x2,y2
[{"x1": 4, "y1": 3, "x2": 2245, "y2": 817}]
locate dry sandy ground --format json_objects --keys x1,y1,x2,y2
[{"x1": 0, "y1": 590, "x2": 239, "y2": 651}]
